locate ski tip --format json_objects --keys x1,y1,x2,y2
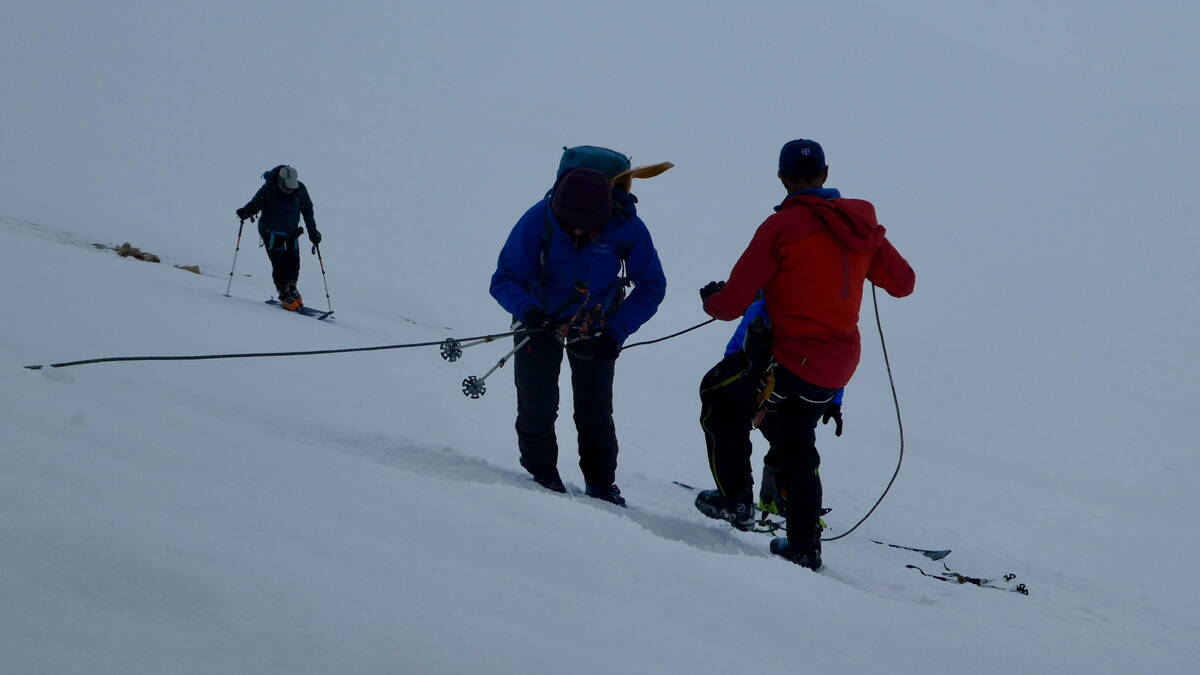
[
  {"x1": 25, "y1": 364, "x2": 44, "y2": 370},
  {"x1": 871, "y1": 540, "x2": 952, "y2": 561}
]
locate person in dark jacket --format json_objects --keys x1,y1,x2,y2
[
  {"x1": 701, "y1": 139, "x2": 915, "y2": 570},
  {"x1": 694, "y1": 299, "x2": 844, "y2": 530},
  {"x1": 695, "y1": 299, "x2": 773, "y2": 528},
  {"x1": 490, "y1": 147, "x2": 667, "y2": 507},
  {"x1": 235, "y1": 165, "x2": 322, "y2": 311}
]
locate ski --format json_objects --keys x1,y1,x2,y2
[
  {"x1": 871, "y1": 540, "x2": 952, "y2": 561},
  {"x1": 677, "y1": 482, "x2": 953, "y2": 561},
  {"x1": 676, "y1": 482, "x2": 1020, "y2": 590},
  {"x1": 266, "y1": 298, "x2": 334, "y2": 320},
  {"x1": 906, "y1": 563, "x2": 1029, "y2": 595}
]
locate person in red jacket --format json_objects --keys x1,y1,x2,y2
[{"x1": 700, "y1": 139, "x2": 915, "y2": 570}]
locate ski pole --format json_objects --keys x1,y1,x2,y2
[
  {"x1": 439, "y1": 330, "x2": 535, "y2": 362},
  {"x1": 456, "y1": 283, "x2": 587, "y2": 397},
  {"x1": 313, "y1": 243, "x2": 333, "y2": 313},
  {"x1": 224, "y1": 218, "x2": 247, "y2": 297},
  {"x1": 462, "y1": 334, "x2": 531, "y2": 399}
]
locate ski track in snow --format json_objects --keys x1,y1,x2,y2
[
  {"x1": 307, "y1": 428, "x2": 767, "y2": 558},
  {"x1": 1, "y1": 214, "x2": 109, "y2": 250},
  {"x1": 294, "y1": 424, "x2": 1046, "y2": 606},
  {"x1": 1, "y1": 213, "x2": 461, "y2": 338},
  {"x1": 0, "y1": 214, "x2": 219, "y2": 278}
]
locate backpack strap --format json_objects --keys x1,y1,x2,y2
[
  {"x1": 538, "y1": 209, "x2": 554, "y2": 289},
  {"x1": 608, "y1": 241, "x2": 633, "y2": 313}
]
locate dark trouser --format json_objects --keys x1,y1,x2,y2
[
  {"x1": 699, "y1": 353, "x2": 759, "y2": 501},
  {"x1": 761, "y1": 365, "x2": 837, "y2": 537},
  {"x1": 514, "y1": 333, "x2": 619, "y2": 486},
  {"x1": 265, "y1": 246, "x2": 300, "y2": 293}
]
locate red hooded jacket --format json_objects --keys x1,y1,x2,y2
[{"x1": 704, "y1": 193, "x2": 915, "y2": 388}]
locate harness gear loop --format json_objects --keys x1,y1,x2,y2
[{"x1": 755, "y1": 363, "x2": 777, "y2": 408}]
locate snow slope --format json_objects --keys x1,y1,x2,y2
[{"x1": 2, "y1": 2, "x2": 1198, "y2": 673}]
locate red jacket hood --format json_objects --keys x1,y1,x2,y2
[{"x1": 781, "y1": 194, "x2": 885, "y2": 253}]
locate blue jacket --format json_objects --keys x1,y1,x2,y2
[{"x1": 490, "y1": 191, "x2": 666, "y2": 344}]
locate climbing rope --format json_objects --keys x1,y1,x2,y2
[{"x1": 24, "y1": 329, "x2": 536, "y2": 370}]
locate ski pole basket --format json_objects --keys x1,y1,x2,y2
[
  {"x1": 461, "y1": 376, "x2": 486, "y2": 399},
  {"x1": 440, "y1": 338, "x2": 464, "y2": 362}
]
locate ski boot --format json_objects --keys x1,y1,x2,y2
[
  {"x1": 531, "y1": 470, "x2": 567, "y2": 494},
  {"x1": 282, "y1": 281, "x2": 303, "y2": 311},
  {"x1": 277, "y1": 285, "x2": 299, "y2": 312},
  {"x1": 770, "y1": 521, "x2": 823, "y2": 571},
  {"x1": 695, "y1": 489, "x2": 756, "y2": 529},
  {"x1": 585, "y1": 483, "x2": 626, "y2": 508}
]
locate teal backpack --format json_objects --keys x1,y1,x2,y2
[
  {"x1": 542, "y1": 146, "x2": 635, "y2": 314},
  {"x1": 556, "y1": 146, "x2": 631, "y2": 181}
]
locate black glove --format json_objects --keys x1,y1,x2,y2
[
  {"x1": 523, "y1": 307, "x2": 550, "y2": 331},
  {"x1": 309, "y1": 229, "x2": 322, "y2": 246},
  {"x1": 699, "y1": 280, "x2": 726, "y2": 303},
  {"x1": 821, "y1": 402, "x2": 843, "y2": 437},
  {"x1": 591, "y1": 333, "x2": 621, "y2": 361},
  {"x1": 236, "y1": 208, "x2": 255, "y2": 223}
]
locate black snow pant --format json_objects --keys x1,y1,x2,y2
[
  {"x1": 265, "y1": 245, "x2": 300, "y2": 293},
  {"x1": 761, "y1": 365, "x2": 837, "y2": 537},
  {"x1": 699, "y1": 352, "x2": 768, "y2": 502},
  {"x1": 513, "y1": 332, "x2": 619, "y2": 487}
]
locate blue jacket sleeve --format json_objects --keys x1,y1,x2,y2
[
  {"x1": 489, "y1": 203, "x2": 544, "y2": 321},
  {"x1": 604, "y1": 218, "x2": 666, "y2": 344},
  {"x1": 724, "y1": 299, "x2": 768, "y2": 356}
]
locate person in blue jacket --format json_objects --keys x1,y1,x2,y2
[
  {"x1": 490, "y1": 147, "x2": 667, "y2": 507},
  {"x1": 695, "y1": 298, "x2": 844, "y2": 527}
]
